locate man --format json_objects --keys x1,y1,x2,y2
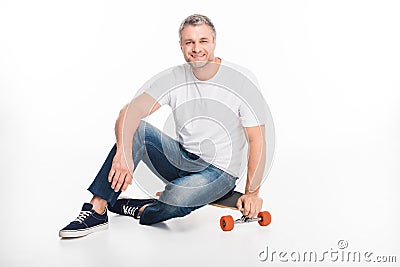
[{"x1": 59, "y1": 14, "x2": 268, "y2": 238}]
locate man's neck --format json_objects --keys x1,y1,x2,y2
[{"x1": 191, "y1": 57, "x2": 221, "y2": 81}]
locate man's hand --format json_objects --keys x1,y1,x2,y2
[
  {"x1": 236, "y1": 192, "x2": 263, "y2": 218},
  {"x1": 108, "y1": 151, "x2": 134, "y2": 192}
]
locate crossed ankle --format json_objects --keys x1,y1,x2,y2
[
  {"x1": 108, "y1": 199, "x2": 155, "y2": 219},
  {"x1": 90, "y1": 196, "x2": 107, "y2": 214},
  {"x1": 138, "y1": 203, "x2": 151, "y2": 217}
]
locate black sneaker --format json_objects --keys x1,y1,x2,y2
[
  {"x1": 108, "y1": 199, "x2": 155, "y2": 219},
  {"x1": 59, "y1": 203, "x2": 108, "y2": 238}
]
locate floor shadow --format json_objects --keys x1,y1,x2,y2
[{"x1": 146, "y1": 222, "x2": 171, "y2": 231}]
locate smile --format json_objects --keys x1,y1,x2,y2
[{"x1": 191, "y1": 54, "x2": 206, "y2": 60}]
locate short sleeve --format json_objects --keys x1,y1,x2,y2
[
  {"x1": 138, "y1": 66, "x2": 177, "y2": 106},
  {"x1": 238, "y1": 77, "x2": 268, "y2": 127},
  {"x1": 145, "y1": 84, "x2": 171, "y2": 106}
]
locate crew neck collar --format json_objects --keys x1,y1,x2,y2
[{"x1": 188, "y1": 57, "x2": 223, "y2": 82}]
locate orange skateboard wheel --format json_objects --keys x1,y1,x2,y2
[
  {"x1": 257, "y1": 211, "x2": 271, "y2": 226},
  {"x1": 220, "y1": 215, "x2": 234, "y2": 231}
]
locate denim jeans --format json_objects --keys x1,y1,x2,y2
[{"x1": 88, "y1": 120, "x2": 237, "y2": 225}]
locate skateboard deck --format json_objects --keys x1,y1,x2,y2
[{"x1": 210, "y1": 191, "x2": 243, "y2": 210}]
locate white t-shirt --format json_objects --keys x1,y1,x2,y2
[{"x1": 143, "y1": 60, "x2": 268, "y2": 177}]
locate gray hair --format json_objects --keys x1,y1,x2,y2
[{"x1": 179, "y1": 14, "x2": 216, "y2": 41}]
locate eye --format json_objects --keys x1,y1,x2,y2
[
  {"x1": 201, "y1": 40, "x2": 208, "y2": 43},
  {"x1": 185, "y1": 41, "x2": 192, "y2": 45}
]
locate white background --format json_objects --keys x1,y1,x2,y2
[{"x1": 1, "y1": 0, "x2": 399, "y2": 266}]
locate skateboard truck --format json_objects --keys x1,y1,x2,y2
[{"x1": 220, "y1": 211, "x2": 271, "y2": 231}]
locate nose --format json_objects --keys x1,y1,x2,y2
[{"x1": 192, "y1": 42, "x2": 201, "y2": 53}]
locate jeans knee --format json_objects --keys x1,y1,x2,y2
[
  {"x1": 132, "y1": 120, "x2": 146, "y2": 150},
  {"x1": 135, "y1": 120, "x2": 146, "y2": 139},
  {"x1": 137, "y1": 120, "x2": 146, "y2": 131}
]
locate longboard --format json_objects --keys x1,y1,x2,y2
[
  {"x1": 156, "y1": 190, "x2": 272, "y2": 231},
  {"x1": 211, "y1": 190, "x2": 272, "y2": 231}
]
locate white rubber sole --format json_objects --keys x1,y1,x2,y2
[{"x1": 59, "y1": 222, "x2": 109, "y2": 238}]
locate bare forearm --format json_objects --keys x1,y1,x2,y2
[
  {"x1": 115, "y1": 103, "x2": 143, "y2": 157},
  {"x1": 115, "y1": 93, "x2": 161, "y2": 157},
  {"x1": 245, "y1": 138, "x2": 266, "y2": 195},
  {"x1": 108, "y1": 93, "x2": 161, "y2": 192},
  {"x1": 238, "y1": 125, "x2": 266, "y2": 217}
]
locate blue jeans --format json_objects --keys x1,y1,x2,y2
[{"x1": 88, "y1": 120, "x2": 237, "y2": 225}]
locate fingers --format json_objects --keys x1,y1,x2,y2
[
  {"x1": 121, "y1": 174, "x2": 133, "y2": 192},
  {"x1": 243, "y1": 202, "x2": 258, "y2": 218},
  {"x1": 109, "y1": 153, "x2": 134, "y2": 192},
  {"x1": 248, "y1": 203, "x2": 257, "y2": 218},
  {"x1": 240, "y1": 196, "x2": 263, "y2": 218},
  {"x1": 110, "y1": 167, "x2": 133, "y2": 192},
  {"x1": 108, "y1": 168, "x2": 115, "y2": 183},
  {"x1": 112, "y1": 171, "x2": 133, "y2": 192},
  {"x1": 243, "y1": 199, "x2": 251, "y2": 217},
  {"x1": 236, "y1": 197, "x2": 243, "y2": 212}
]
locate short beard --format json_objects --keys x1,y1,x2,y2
[{"x1": 188, "y1": 60, "x2": 209, "y2": 69}]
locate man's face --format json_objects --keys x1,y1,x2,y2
[{"x1": 180, "y1": 24, "x2": 216, "y2": 67}]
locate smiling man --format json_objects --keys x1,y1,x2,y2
[{"x1": 59, "y1": 14, "x2": 269, "y2": 238}]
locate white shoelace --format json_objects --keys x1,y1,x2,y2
[
  {"x1": 122, "y1": 205, "x2": 138, "y2": 216},
  {"x1": 74, "y1": 210, "x2": 92, "y2": 223}
]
